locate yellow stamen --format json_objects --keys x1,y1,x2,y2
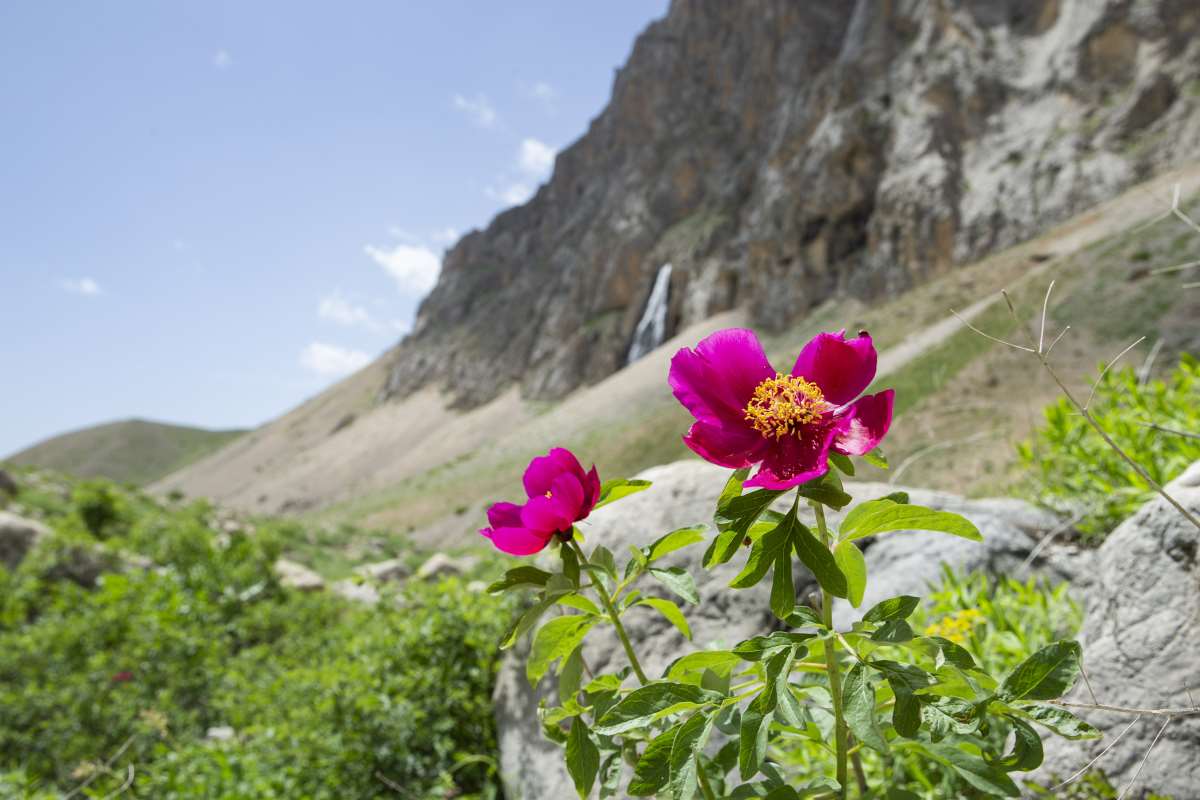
[{"x1": 744, "y1": 373, "x2": 827, "y2": 440}]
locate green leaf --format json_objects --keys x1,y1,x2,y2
[
  {"x1": 843, "y1": 664, "x2": 888, "y2": 753},
  {"x1": 713, "y1": 487, "x2": 785, "y2": 567},
  {"x1": 796, "y1": 470, "x2": 853, "y2": 509},
  {"x1": 926, "y1": 636, "x2": 978, "y2": 670},
  {"x1": 595, "y1": 683, "x2": 721, "y2": 735},
  {"x1": 559, "y1": 646, "x2": 584, "y2": 704},
  {"x1": 669, "y1": 712, "x2": 714, "y2": 800},
  {"x1": 862, "y1": 595, "x2": 920, "y2": 624},
  {"x1": 990, "y1": 715, "x2": 1043, "y2": 772},
  {"x1": 863, "y1": 448, "x2": 889, "y2": 469},
  {"x1": 599, "y1": 751, "x2": 624, "y2": 800},
  {"x1": 629, "y1": 725, "x2": 679, "y2": 796},
  {"x1": 558, "y1": 594, "x2": 603, "y2": 616},
  {"x1": 730, "y1": 512, "x2": 792, "y2": 589},
  {"x1": 914, "y1": 742, "x2": 1020, "y2": 797},
  {"x1": 999, "y1": 641, "x2": 1082, "y2": 702},
  {"x1": 839, "y1": 499, "x2": 982, "y2": 542},
  {"x1": 595, "y1": 479, "x2": 652, "y2": 509},
  {"x1": 783, "y1": 606, "x2": 824, "y2": 629},
  {"x1": 565, "y1": 717, "x2": 600, "y2": 798},
  {"x1": 921, "y1": 696, "x2": 982, "y2": 739},
  {"x1": 791, "y1": 515, "x2": 848, "y2": 598},
  {"x1": 499, "y1": 591, "x2": 561, "y2": 649},
  {"x1": 871, "y1": 619, "x2": 914, "y2": 643},
  {"x1": 733, "y1": 631, "x2": 813, "y2": 662},
  {"x1": 591, "y1": 545, "x2": 618, "y2": 578},
  {"x1": 527, "y1": 615, "x2": 596, "y2": 685},
  {"x1": 650, "y1": 567, "x2": 700, "y2": 605},
  {"x1": 561, "y1": 544, "x2": 581, "y2": 585},
  {"x1": 487, "y1": 565, "x2": 553, "y2": 594},
  {"x1": 770, "y1": 545, "x2": 795, "y2": 619},
  {"x1": 833, "y1": 540, "x2": 866, "y2": 607},
  {"x1": 1015, "y1": 703, "x2": 1101, "y2": 740},
  {"x1": 702, "y1": 528, "x2": 743, "y2": 570},
  {"x1": 639, "y1": 597, "x2": 693, "y2": 640},
  {"x1": 647, "y1": 526, "x2": 707, "y2": 563},
  {"x1": 889, "y1": 680, "x2": 921, "y2": 738},
  {"x1": 716, "y1": 467, "x2": 751, "y2": 510},
  {"x1": 829, "y1": 452, "x2": 855, "y2": 476},
  {"x1": 739, "y1": 708, "x2": 773, "y2": 779},
  {"x1": 666, "y1": 650, "x2": 741, "y2": 682}
]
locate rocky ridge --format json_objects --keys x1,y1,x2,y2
[{"x1": 387, "y1": 0, "x2": 1200, "y2": 408}]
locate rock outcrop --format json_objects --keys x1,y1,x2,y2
[
  {"x1": 492, "y1": 460, "x2": 1067, "y2": 799},
  {"x1": 0, "y1": 511, "x2": 50, "y2": 570},
  {"x1": 387, "y1": 0, "x2": 1200, "y2": 409},
  {"x1": 1039, "y1": 460, "x2": 1200, "y2": 797}
]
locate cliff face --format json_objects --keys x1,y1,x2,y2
[{"x1": 386, "y1": 0, "x2": 1200, "y2": 407}]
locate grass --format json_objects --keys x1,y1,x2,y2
[{"x1": 4, "y1": 419, "x2": 245, "y2": 487}]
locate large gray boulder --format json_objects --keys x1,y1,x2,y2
[
  {"x1": 1038, "y1": 461, "x2": 1200, "y2": 798},
  {"x1": 0, "y1": 511, "x2": 50, "y2": 570},
  {"x1": 493, "y1": 459, "x2": 1063, "y2": 799}
]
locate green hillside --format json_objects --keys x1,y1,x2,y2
[{"x1": 4, "y1": 419, "x2": 245, "y2": 486}]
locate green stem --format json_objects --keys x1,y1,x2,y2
[
  {"x1": 813, "y1": 502, "x2": 849, "y2": 799},
  {"x1": 696, "y1": 757, "x2": 719, "y2": 800},
  {"x1": 570, "y1": 539, "x2": 649, "y2": 685}
]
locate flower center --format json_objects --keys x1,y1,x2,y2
[{"x1": 744, "y1": 373, "x2": 826, "y2": 440}]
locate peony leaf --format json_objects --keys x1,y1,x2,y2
[
  {"x1": 647, "y1": 525, "x2": 707, "y2": 563},
  {"x1": 527, "y1": 615, "x2": 596, "y2": 686},
  {"x1": 999, "y1": 641, "x2": 1082, "y2": 702},
  {"x1": 487, "y1": 565, "x2": 553, "y2": 594},
  {"x1": 833, "y1": 540, "x2": 867, "y2": 607},
  {"x1": 650, "y1": 567, "x2": 700, "y2": 605},
  {"x1": 595, "y1": 682, "x2": 721, "y2": 735},
  {"x1": 595, "y1": 479, "x2": 652, "y2": 509},
  {"x1": 843, "y1": 664, "x2": 888, "y2": 753},
  {"x1": 565, "y1": 717, "x2": 600, "y2": 798},
  {"x1": 839, "y1": 499, "x2": 981, "y2": 542},
  {"x1": 639, "y1": 597, "x2": 693, "y2": 640}
]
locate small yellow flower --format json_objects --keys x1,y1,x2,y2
[{"x1": 923, "y1": 609, "x2": 984, "y2": 645}]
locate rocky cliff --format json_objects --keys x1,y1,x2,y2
[{"x1": 392, "y1": 0, "x2": 1200, "y2": 407}]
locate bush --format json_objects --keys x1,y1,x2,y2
[
  {"x1": 0, "y1": 472, "x2": 511, "y2": 800},
  {"x1": 1019, "y1": 355, "x2": 1200, "y2": 539}
]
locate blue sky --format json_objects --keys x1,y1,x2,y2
[{"x1": 0, "y1": 1, "x2": 668, "y2": 456}]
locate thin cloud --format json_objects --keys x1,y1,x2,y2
[
  {"x1": 452, "y1": 93, "x2": 497, "y2": 128},
  {"x1": 364, "y1": 243, "x2": 441, "y2": 294},
  {"x1": 300, "y1": 341, "x2": 370, "y2": 378},
  {"x1": 518, "y1": 138, "x2": 556, "y2": 179},
  {"x1": 317, "y1": 291, "x2": 374, "y2": 328},
  {"x1": 430, "y1": 226, "x2": 460, "y2": 246},
  {"x1": 212, "y1": 50, "x2": 233, "y2": 69},
  {"x1": 487, "y1": 183, "x2": 533, "y2": 207},
  {"x1": 59, "y1": 277, "x2": 102, "y2": 296}
]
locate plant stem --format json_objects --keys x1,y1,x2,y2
[
  {"x1": 813, "y1": 502, "x2": 849, "y2": 799},
  {"x1": 570, "y1": 540, "x2": 649, "y2": 685},
  {"x1": 696, "y1": 758, "x2": 719, "y2": 800}
]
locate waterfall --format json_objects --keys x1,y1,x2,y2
[{"x1": 626, "y1": 263, "x2": 672, "y2": 364}]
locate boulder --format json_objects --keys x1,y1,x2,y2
[
  {"x1": 331, "y1": 578, "x2": 380, "y2": 606},
  {"x1": 415, "y1": 553, "x2": 478, "y2": 581},
  {"x1": 0, "y1": 511, "x2": 50, "y2": 570},
  {"x1": 0, "y1": 468, "x2": 17, "y2": 499},
  {"x1": 1038, "y1": 461, "x2": 1200, "y2": 797},
  {"x1": 273, "y1": 558, "x2": 324, "y2": 592},
  {"x1": 492, "y1": 460, "x2": 1064, "y2": 799},
  {"x1": 355, "y1": 557, "x2": 411, "y2": 583}
]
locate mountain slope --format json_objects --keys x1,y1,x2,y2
[
  {"x1": 387, "y1": 0, "x2": 1200, "y2": 410},
  {"x1": 154, "y1": 162, "x2": 1200, "y2": 541},
  {"x1": 5, "y1": 420, "x2": 245, "y2": 486}
]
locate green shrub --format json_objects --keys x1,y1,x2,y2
[
  {"x1": 1019, "y1": 355, "x2": 1200, "y2": 539},
  {"x1": 775, "y1": 568, "x2": 1082, "y2": 798},
  {"x1": 0, "y1": 472, "x2": 511, "y2": 800},
  {"x1": 71, "y1": 479, "x2": 128, "y2": 538}
]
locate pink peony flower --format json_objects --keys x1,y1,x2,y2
[
  {"x1": 480, "y1": 447, "x2": 602, "y2": 556},
  {"x1": 669, "y1": 328, "x2": 894, "y2": 490}
]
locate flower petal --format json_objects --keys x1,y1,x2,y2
[
  {"x1": 551, "y1": 473, "x2": 586, "y2": 521},
  {"x1": 581, "y1": 466, "x2": 601, "y2": 514},
  {"x1": 520, "y1": 494, "x2": 575, "y2": 534},
  {"x1": 791, "y1": 331, "x2": 878, "y2": 406},
  {"x1": 832, "y1": 390, "x2": 894, "y2": 456},
  {"x1": 486, "y1": 501, "x2": 524, "y2": 530},
  {"x1": 669, "y1": 328, "x2": 774, "y2": 427},
  {"x1": 683, "y1": 421, "x2": 770, "y2": 469},
  {"x1": 744, "y1": 422, "x2": 839, "y2": 490},
  {"x1": 481, "y1": 525, "x2": 553, "y2": 556},
  {"x1": 522, "y1": 447, "x2": 586, "y2": 498}
]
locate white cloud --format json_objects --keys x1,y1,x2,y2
[
  {"x1": 530, "y1": 81, "x2": 556, "y2": 104},
  {"x1": 452, "y1": 93, "x2": 497, "y2": 128},
  {"x1": 430, "y1": 226, "x2": 460, "y2": 246},
  {"x1": 364, "y1": 243, "x2": 441, "y2": 294},
  {"x1": 212, "y1": 50, "x2": 232, "y2": 69},
  {"x1": 300, "y1": 341, "x2": 370, "y2": 378},
  {"x1": 318, "y1": 292, "x2": 374, "y2": 328},
  {"x1": 518, "y1": 138, "x2": 556, "y2": 179},
  {"x1": 487, "y1": 183, "x2": 533, "y2": 206},
  {"x1": 60, "y1": 277, "x2": 102, "y2": 296}
]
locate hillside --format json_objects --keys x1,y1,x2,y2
[
  {"x1": 155, "y1": 163, "x2": 1200, "y2": 547},
  {"x1": 5, "y1": 419, "x2": 245, "y2": 486}
]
